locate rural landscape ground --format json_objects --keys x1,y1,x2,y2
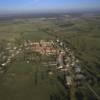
[{"x1": 0, "y1": 13, "x2": 100, "y2": 100}]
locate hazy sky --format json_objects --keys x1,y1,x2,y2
[{"x1": 0, "y1": 0, "x2": 100, "y2": 14}]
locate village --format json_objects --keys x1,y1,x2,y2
[
  {"x1": 0, "y1": 39, "x2": 85, "y2": 87},
  {"x1": 0, "y1": 39, "x2": 99, "y2": 100}
]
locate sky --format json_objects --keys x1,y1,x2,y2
[{"x1": 0, "y1": 0, "x2": 100, "y2": 14}]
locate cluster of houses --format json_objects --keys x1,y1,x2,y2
[
  {"x1": 0, "y1": 38, "x2": 86, "y2": 89},
  {"x1": 0, "y1": 39, "x2": 58, "y2": 73},
  {"x1": 31, "y1": 40, "x2": 57, "y2": 55},
  {"x1": 0, "y1": 39, "x2": 85, "y2": 86},
  {"x1": 0, "y1": 43, "x2": 22, "y2": 73},
  {"x1": 56, "y1": 39, "x2": 85, "y2": 87}
]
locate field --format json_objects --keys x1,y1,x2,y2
[
  {"x1": 0, "y1": 13, "x2": 100, "y2": 100},
  {"x1": 0, "y1": 54, "x2": 67, "y2": 100}
]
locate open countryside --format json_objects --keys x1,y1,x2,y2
[{"x1": 0, "y1": 13, "x2": 100, "y2": 100}]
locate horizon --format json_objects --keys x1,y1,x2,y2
[{"x1": 0, "y1": 0, "x2": 100, "y2": 15}]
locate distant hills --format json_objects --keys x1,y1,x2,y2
[{"x1": 0, "y1": 10, "x2": 100, "y2": 21}]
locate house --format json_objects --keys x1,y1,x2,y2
[
  {"x1": 75, "y1": 73, "x2": 84, "y2": 84},
  {"x1": 74, "y1": 67, "x2": 81, "y2": 73},
  {"x1": 66, "y1": 75, "x2": 72, "y2": 86},
  {"x1": 57, "y1": 54, "x2": 64, "y2": 67},
  {"x1": 1, "y1": 63, "x2": 7, "y2": 67}
]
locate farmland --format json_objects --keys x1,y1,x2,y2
[{"x1": 0, "y1": 13, "x2": 100, "y2": 100}]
